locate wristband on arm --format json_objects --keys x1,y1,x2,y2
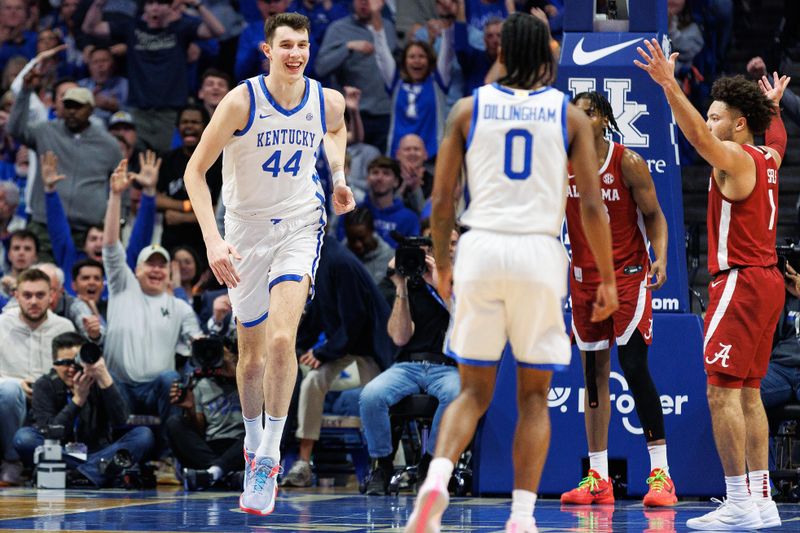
[{"x1": 332, "y1": 170, "x2": 346, "y2": 188}]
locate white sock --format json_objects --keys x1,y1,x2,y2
[
  {"x1": 425, "y1": 457, "x2": 454, "y2": 486},
  {"x1": 589, "y1": 450, "x2": 608, "y2": 479},
  {"x1": 207, "y1": 465, "x2": 223, "y2": 481},
  {"x1": 243, "y1": 413, "x2": 263, "y2": 453},
  {"x1": 725, "y1": 474, "x2": 750, "y2": 504},
  {"x1": 748, "y1": 470, "x2": 771, "y2": 501},
  {"x1": 255, "y1": 413, "x2": 286, "y2": 459},
  {"x1": 510, "y1": 489, "x2": 537, "y2": 521},
  {"x1": 647, "y1": 444, "x2": 669, "y2": 475}
]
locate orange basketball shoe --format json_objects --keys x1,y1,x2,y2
[
  {"x1": 560, "y1": 469, "x2": 615, "y2": 505},
  {"x1": 643, "y1": 468, "x2": 677, "y2": 507}
]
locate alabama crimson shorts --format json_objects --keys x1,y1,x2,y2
[
  {"x1": 570, "y1": 271, "x2": 652, "y2": 350},
  {"x1": 703, "y1": 266, "x2": 784, "y2": 380}
]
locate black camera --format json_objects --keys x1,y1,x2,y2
[
  {"x1": 777, "y1": 239, "x2": 800, "y2": 275},
  {"x1": 75, "y1": 342, "x2": 102, "y2": 367},
  {"x1": 191, "y1": 337, "x2": 226, "y2": 373},
  {"x1": 392, "y1": 234, "x2": 433, "y2": 288}
]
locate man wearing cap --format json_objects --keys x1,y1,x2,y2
[
  {"x1": 101, "y1": 159, "x2": 202, "y2": 436},
  {"x1": 7, "y1": 82, "x2": 122, "y2": 261}
]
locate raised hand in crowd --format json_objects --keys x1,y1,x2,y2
[
  {"x1": 132, "y1": 150, "x2": 162, "y2": 193},
  {"x1": 40, "y1": 151, "x2": 67, "y2": 192},
  {"x1": 81, "y1": 299, "x2": 103, "y2": 341},
  {"x1": 109, "y1": 158, "x2": 132, "y2": 195},
  {"x1": 169, "y1": 260, "x2": 182, "y2": 293}
]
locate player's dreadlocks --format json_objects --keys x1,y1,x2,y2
[
  {"x1": 573, "y1": 91, "x2": 620, "y2": 135},
  {"x1": 496, "y1": 13, "x2": 554, "y2": 90}
]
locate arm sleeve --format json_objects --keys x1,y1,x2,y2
[
  {"x1": 436, "y1": 26, "x2": 454, "y2": 90},
  {"x1": 125, "y1": 192, "x2": 156, "y2": 269},
  {"x1": 103, "y1": 242, "x2": 137, "y2": 295},
  {"x1": 7, "y1": 88, "x2": 37, "y2": 147},
  {"x1": 765, "y1": 111, "x2": 787, "y2": 160},
  {"x1": 369, "y1": 26, "x2": 397, "y2": 89},
  {"x1": 45, "y1": 191, "x2": 78, "y2": 275},
  {"x1": 31, "y1": 377, "x2": 80, "y2": 432}
]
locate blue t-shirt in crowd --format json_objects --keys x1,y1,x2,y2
[
  {"x1": 387, "y1": 73, "x2": 447, "y2": 158},
  {"x1": 0, "y1": 31, "x2": 37, "y2": 73},
  {"x1": 109, "y1": 16, "x2": 201, "y2": 109}
]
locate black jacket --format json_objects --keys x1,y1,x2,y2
[{"x1": 31, "y1": 369, "x2": 131, "y2": 451}]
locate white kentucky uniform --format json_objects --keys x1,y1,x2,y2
[
  {"x1": 446, "y1": 83, "x2": 571, "y2": 368},
  {"x1": 222, "y1": 75, "x2": 327, "y2": 327}
]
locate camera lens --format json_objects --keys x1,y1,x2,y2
[{"x1": 78, "y1": 343, "x2": 102, "y2": 365}]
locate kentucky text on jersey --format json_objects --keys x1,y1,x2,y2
[
  {"x1": 256, "y1": 129, "x2": 317, "y2": 148},
  {"x1": 567, "y1": 184, "x2": 621, "y2": 202},
  {"x1": 482, "y1": 103, "x2": 557, "y2": 122}
]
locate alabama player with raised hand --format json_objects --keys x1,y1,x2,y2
[{"x1": 638, "y1": 39, "x2": 789, "y2": 530}]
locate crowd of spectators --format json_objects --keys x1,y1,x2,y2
[{"x1": 2, "y1": 0, "x2": 791, "y2": 492}]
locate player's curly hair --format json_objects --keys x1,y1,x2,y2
[
  {"x1": 710, "y1": 75, "x2": 775, "y2": 135},
  {"x1": 497, "y1": 13, "x2": 554, "y2": 90},
  {"x1": 573, "y1": 91, "x2": 620, "y2": 134}
]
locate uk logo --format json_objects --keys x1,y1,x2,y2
[
  {"x1": 568, "y1": 78, "x2": 650, "y2": 147},
  {"x1": 705, "y1": 343, "x2": 732, "y2": 368}
]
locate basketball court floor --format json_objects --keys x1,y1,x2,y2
[{"x1": 0, "y1": 487, "x2": 798, "y2": 532}]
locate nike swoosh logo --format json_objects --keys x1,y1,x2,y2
[
  {"x1": 711, "y1": 279, "x2": 725, "y2": 288},
  {"x1": 572, "y1": 37, "x2": 644, "y2": 65},
  {"x1": 259, "y1": 113, "x2": 272, "y2": 119}
]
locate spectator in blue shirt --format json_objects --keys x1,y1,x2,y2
[
  {"x1": 338, "y1": 156, "x2": 419, "y2": 248},
  {"x1": 0, "y1": 0, "x2": 37, "y2": 74},
  {"x1": 78, "y1": 47, "x2": 128, "y2": 124}
]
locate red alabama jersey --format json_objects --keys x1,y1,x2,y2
[
  {"x1": 707, "y1": 144, "x2": 779, "y2": 276},
  {"x1": 566, "y1": 142, "x2": 649, "y2": 284}
]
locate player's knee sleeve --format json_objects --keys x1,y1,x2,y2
[{"x1": 617, "y1": 331, "x2": 665, "y2": 442}]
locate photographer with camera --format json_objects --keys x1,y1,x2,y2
[
  {"x1": 165, "y1": 335, "x2": 245, "y2": 491},
  {"x1": 761, "y1": 256, "x2": 800, "y2": 473},
  {"x1": 358, "y1": 229, "x2": 460, "y2": 495},
  {"x1": 12, "y1": 332, "x2": 155, "y2": 487}
]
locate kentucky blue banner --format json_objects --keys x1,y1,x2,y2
[{"x1": 557, "y1": 0, "x2": 690, "y2": 313}]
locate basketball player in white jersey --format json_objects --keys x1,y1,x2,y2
[
  {"x1": 404, "y1": 13, "x2": 618, "y2": 533},
  {"x1": 183, "y1": 13, "x2": 355, "y2": 516}
]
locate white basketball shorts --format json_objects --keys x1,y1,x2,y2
[
  {"x1": 445, "y1": 230, "x2": 570, "y2": 369},
  {"x1": 224, "y1": 208, "x2": 325, "y2": 327}
]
